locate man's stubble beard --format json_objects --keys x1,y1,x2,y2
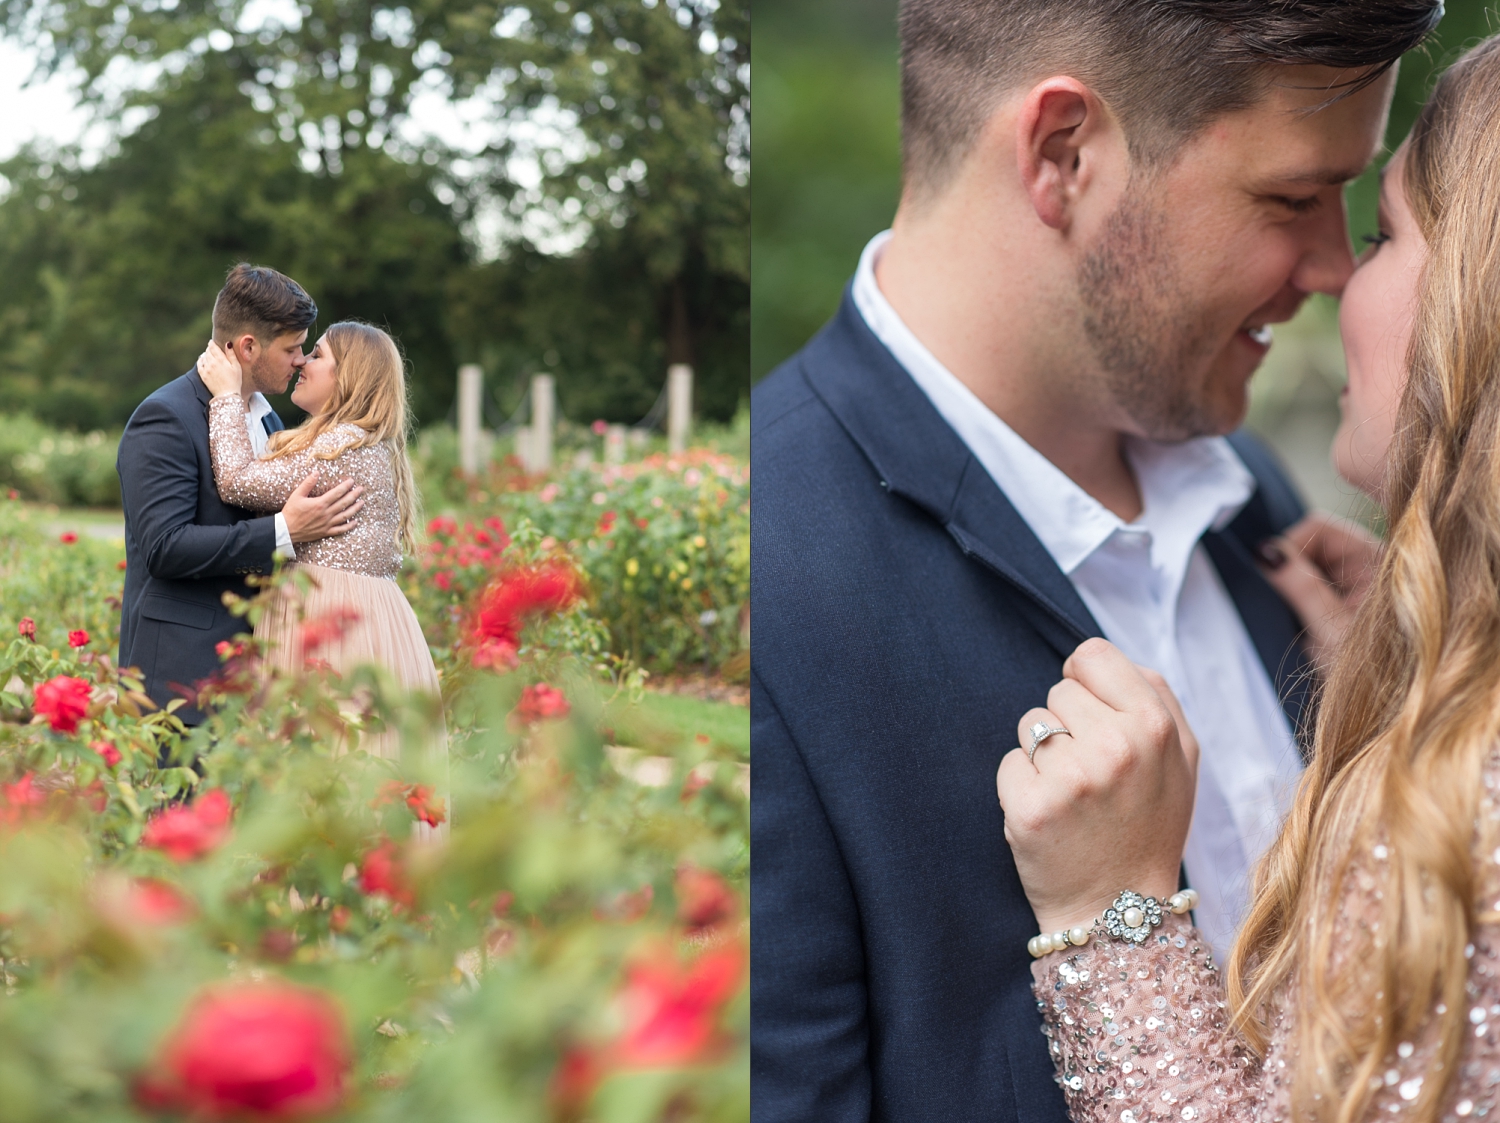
[
  {"x1": 244, "y1": 350, "x2": 285, "y2": 398},
  {"x1": 1076, "y1": 186, "x2": 1224, "y2": 442}
]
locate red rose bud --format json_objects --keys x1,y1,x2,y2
[
  {"x1": 33, "y1": 675, "x2": 92, "y2": 733},
  {"x1": 675, "y1": 866, "x2": 738, "y2": 936},
  {"x1": 68, "y1": 629, "x2": 90, "y2": 648},
  {"x1": 59, "y1": 531, "x2": 77, "y2": 544},
  {"x1": 141, "y1": 789, "x2": 232, "y2": 862},
  {"x1": 358, "y1": 841, "x2": 414, "y2": 909},
  {"x1": 137, "y1": 982, "x2": 351, "y2": 1118},
  {"x1": 514, "y1": 683, "x2": 570, "y2": 725},
  {"x1": 90, "y1": 740, "x2": 122, "y2": 768},
  {"x1": 17, "y1": 617, "x2": 35, "y2": 641},
  {"x1": 116, "y1": 558, "x2": 127, "y2": 570}
]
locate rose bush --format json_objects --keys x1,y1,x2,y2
[{"x1": 0, "y1": 536, "x2": 748, "y2": 1121}]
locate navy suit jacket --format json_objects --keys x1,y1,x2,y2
[
  {"x1": 117, "y1": 369, "x2": 284, "y2": 724},
  {"x1": 750, "y1": 293, "x2": 1312, "y2": 1122}
]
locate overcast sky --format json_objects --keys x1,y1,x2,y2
[{"x1": 0, "y1": 39, "x2": 92, "y2": 160}]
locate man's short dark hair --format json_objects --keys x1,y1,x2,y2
[
  {"x1": 211, "y1": 263, "x2": 318, "y2": 345},
  {"x1": 899, "y1": 0, "x2": 1444, "y2": 200}
]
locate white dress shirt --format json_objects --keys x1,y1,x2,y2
[
  {"x1": 853, "y1": 231, "x2": 1303, "y2": 960},
  {"x1": 243, "y1": 393, "x2": 294, "y2": 556}
]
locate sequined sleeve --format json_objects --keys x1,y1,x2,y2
[
  {"x1": 1032, "y1": 913, "x2": 1264, "y2": 1121},
  {"x1": 207, "y1": 396, "x2": 404, "y2": 578},
  {"x1": 1032, "y1": 753, "x2": 1500, "y2": 1121},
  {"x1": 208, "y1": 394, "x2": 315, "y2": 512}
]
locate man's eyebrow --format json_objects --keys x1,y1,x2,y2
[{"x1": 1269, "y1": 165, "x2": 1371, "y2": 186}]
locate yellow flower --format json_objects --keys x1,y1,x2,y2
[
  {"x1": 625, "y1": 558, "x2": 639, "y2": 576},
  {"x1": 681, "y1": 578, "x2": 693, "y2": 590}
]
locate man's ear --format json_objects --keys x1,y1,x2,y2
[
  {"x1": 232, "y1": 334, "x2": 259, "y2": 362},
  {"x1": 1016, "y1": 78, "x2": 1111, "y2": 231}
]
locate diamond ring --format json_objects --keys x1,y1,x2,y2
[{"x1": 1027, "y1": 721, "x2": 1072, "y2": 765}]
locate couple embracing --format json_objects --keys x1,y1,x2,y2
[
  {"x1": 116, "y1": 264, "x2": 444, "y2": 818},
  {"x1": 755, "y1": 1, "x2": 1500, "y2": 1120}
]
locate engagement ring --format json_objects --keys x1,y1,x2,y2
[{"x1": 1027, "y1": 721, "x2": 1071, "y2": 765}]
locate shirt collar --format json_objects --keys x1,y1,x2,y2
[
  {"x1": 850, "y1": 229, "x2": 1254, "y2": 576},
  {"x1": 244, "y1": 393, "x2": 272, "y2": 425}
]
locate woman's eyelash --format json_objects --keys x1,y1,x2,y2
[{"x1": 1362, "y1": 232, "x2": 1391, "y2": 247}]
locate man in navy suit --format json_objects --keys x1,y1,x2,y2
[
  {"x1": 117, "y1": 263, "x2": 364, "y2": 724},
  {"x1": 751, "y1": 1, "x2": 1438, "y2": 1119}
]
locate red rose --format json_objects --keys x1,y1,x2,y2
[
  {"x1": 137, "y1": 982, "x2": 351, "y2": 1118},
  {"x1": 33, "y1": 675, "x2": 91, "y2": 733},
  {"x1": 468, "y1": 563, "x2": 582, "y2": 669},
  {"x1": 96, "y1": 875, "x2": 194, "y2": 929},
  {"x1": 674, "y1": 866, "x2": 738, "y2": 936},
  {"x1": 0, "y1": 772, "x2": 45, "y2": 826},
  {"x1": 116, "y1": 558, "x2": 128, "y2": 570},
  {"x1": 614, "y1": 945, "x2": 744, "y2": 1068},
  {"x1": 59, "y1": 531, "x2": 77, "y2": 544},
  {"x1": 514, "y1": 683, "x2": 570, "y2": 725},
  {"x1": 404, "y1": 785, "x2": 446, "y2": 827},
  {"x1": 141, "y1": 789, "x2": 232, "y2": 862},
  {"x1": 90, "y1": 740, "x2": 122, "y2": 768},
  {"x1": 68, "y1": 629, "x2": 90, "y2": 648},
  {"x1": 300, "y1": 606, "x2": 360, "y2": 657},
  {"x1": 359, "y1": 840, "x2": 414, "y2": 908},
  {"x1": 17, "y1": 617, "x2": 35, "y2": 641}
]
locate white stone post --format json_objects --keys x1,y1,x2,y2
[
  {"x1": 667, "y1": 363, "x2": 693, "y2": 453},
  {"x1": 605, "y1": 423, "x2": 627, "y2": 465},
  {"x1": 457, "y1": 363, "x2": 483, "y2": 476},
  {"x1": 529, "y1": 373, "x2": 555, "y2": 472}
]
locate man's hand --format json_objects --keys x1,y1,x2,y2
[
  {"x1": 995, "y1": 639, "x2": 1199, "y2": 935},
  {"x1": 1257, "y1": 512, "x2": 1382, "y2": 672},
  {"x1": 282, "y1": 473, "x2": 364, "y2": 543}
]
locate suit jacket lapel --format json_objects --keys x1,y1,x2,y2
[{"x1": 801, "y1": 292, "x2": 1100, "y2": 659}]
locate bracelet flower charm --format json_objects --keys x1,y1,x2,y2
[
  {"x1": 1027, "y1": 888, "x2": 1197, "y2": 958},
  {"x1": 1102, "y1": 889, "x2": 1164, "y2": 945}
]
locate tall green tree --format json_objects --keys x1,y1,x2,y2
[{"x1": 0, "y1": 0, "x2": 747, "y2": 428}]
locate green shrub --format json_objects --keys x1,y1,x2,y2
[{"x1": 0, "y1": 415, "x2": 122, "y2": 507}]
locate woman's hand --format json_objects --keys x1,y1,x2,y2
[
  {"x1": 197, "y1": 339, "x2": 243, "y2": 399},
  {"x1": 1257, "y1": 512, "x2": 1382, "y2": 673},
  {"x1": 995, "y1": 638, "x2": 1199, "y2": 936}
]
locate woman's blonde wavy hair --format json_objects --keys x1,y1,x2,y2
[
  {"x1": 1228, "y1": 36, "x2": 1500, "y2": 1123},
  {"x1": 265, "y1": 321, "x2": 422, "y2": 555}
]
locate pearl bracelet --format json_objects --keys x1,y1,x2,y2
[{"x1": 1027, "y1": 888, "x2": 1198, "y2": 959}]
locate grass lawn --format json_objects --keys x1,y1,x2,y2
[{"x1": 609, "y1": 690, "x2": 750, "y2": 761}]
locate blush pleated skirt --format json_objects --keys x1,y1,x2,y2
[{"x1": 254, "y1": 562, "x2": 449, "y2": 841}]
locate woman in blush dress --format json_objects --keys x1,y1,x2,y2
[
  {"x1": 996, "y1": 36, "x2": 1500, "y2": 1123},
  {"x1": 196, "y1": 323, "x2": 447, "y2": 834}
]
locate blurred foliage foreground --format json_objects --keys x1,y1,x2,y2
[{"x1": 0, "y1": 496, "x2": 749, "y2": 1122}]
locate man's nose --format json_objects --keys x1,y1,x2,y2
[{"x1": 1290, "y1": 190, "x2": 1358, "y2": 299}]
